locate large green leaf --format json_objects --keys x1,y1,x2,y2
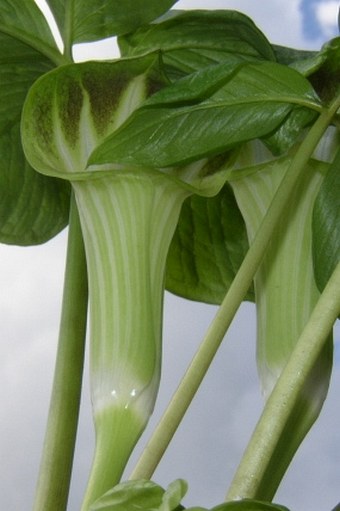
[
  {"x1": 166, "y1": 184, "x2": 253, "y2": 304},
  {"x1": 46, "y1": 0, "x2": 179, "y2": 47},
  {"x1": 119, "y1": 10, "x2": 275, "y2": 73},
  {"x1": 312, "y1": 144, "x2": 340, "y2": 295},
  {"x1": 90, "y1": 60, "x2": 320, "y2": 169},
  {"x1": 0, "y1": 31, "x2": 70, "y2": 245}
]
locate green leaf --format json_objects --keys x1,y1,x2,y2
[
  {"x1": 0, "y1": 0, "x2": 63, "y2": 64},
  {"x1": 90, "y1": 61, "x2": 320, "y2": 169},
  {"x1": 160, "y1": 479, "x2": 187, "y2": 511},
  {"x1": 210, "y1": 500, "x2": 290, "y2": 511},
  {"x1": 0, "y1": 31, "x2": 70, "y2": 245},
  {"x1": 166, "y1": 184, "x2": 254, "y2": 304},
  {"x1": 89, "y1": 479, "x2": 186, "y2": 511},
  {"x1": 312, "y1": 145, "x2": 340, "y2": 295},
  {"x1": 119, "y1": 10, "x2": 275, "y2": 70},
  {"x1": 46, "y1": 0, "x2": 179, "y2": 47}
]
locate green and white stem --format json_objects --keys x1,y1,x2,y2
[{"x1": 74, "y1": 172, "x2": 188, "y2": 508}]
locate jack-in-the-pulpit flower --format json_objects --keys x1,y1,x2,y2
[{"x1": 21, "y1": 55, "x2": 232, "y2": 509}]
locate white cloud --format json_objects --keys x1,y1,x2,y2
[
  {"x1": 315, "y1": 0, "x2": 339, "y2": 38},
  {"x1": 175, "y1": 0, "x2": 314, "y2": 49}
]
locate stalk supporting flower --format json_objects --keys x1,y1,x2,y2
[{"x1": 33, "y1": 195, "x2": 88, "y2": 511}]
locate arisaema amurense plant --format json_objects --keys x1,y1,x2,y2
[
  {"x1": 1, "y1": 2, "x2": 339, "y2": 510},
  {"x1": 21, "y1": 54, "x2": 233, "y2": 509}
]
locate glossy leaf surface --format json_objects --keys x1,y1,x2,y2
[
  {"x1": 119, "y1": 10, "x2": 275, "y2": 69},
  {"x1": 90, "y1": 60, "x2": 320, "y2": 169}
]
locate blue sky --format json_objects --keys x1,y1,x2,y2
[
  {"x1": 301, "y1": 0, "x2": 339, "y2": 40},
  {"x1": 0, "y1": 1, "x2": 339, "y2": 511}
]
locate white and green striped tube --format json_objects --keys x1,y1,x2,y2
[
  {"x1": 229, "y1": 156, "x2": 328, "y2": 397},
  {"x1": 73, "y1": 173, "x2": 188, "y2": 509}
]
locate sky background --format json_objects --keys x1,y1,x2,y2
[{"x1": 0, "y1": 1, "x2": 339, "y2": 510}]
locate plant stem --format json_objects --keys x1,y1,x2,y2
[
  {"x1": 62, "y1": 1, "x2": 74, "y2": 62},
  {"x1": 129, "y1": 95, "x2": 340, "y2": 482},
  {"x1": 33, "y1": 194, "x2": 88, "y2": 511},
  {"x1": 226, "y1": 261, "x2": 340, "y2": 500}
]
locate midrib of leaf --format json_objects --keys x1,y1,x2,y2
[{"x1": 145, "y1": 94, "x2": 322, "y2": 114}]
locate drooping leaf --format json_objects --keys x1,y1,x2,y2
[
  {"x1": 166, "y1": 184, "x2": 253, "y2": 304},
  {"x1": 119, "y1": 10, "x2": 275, "y2": 75},
  {"x1": 312, "y1": 145, "x2": 340, "y2": 296},
  {"x1": 0, "y1": 30, "x2": 70, "y2": 245},
  {"x1": 90, "y1": 60, "x2": 320, "y2": 169},
  {"x1": 89, "y1": 479, "x2": 186, "y2": 511},
  {"x1": 46, "y1": 0, "x2": 179, "y2": 47}
]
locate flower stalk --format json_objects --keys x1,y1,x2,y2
[{"x1": 33, "y1": 194, "x2": 88, "y2": 511}]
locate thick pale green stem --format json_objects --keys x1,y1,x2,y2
[
  {"x1": 226, "y1": 261, "x2": 340, "y2": 500},
  {"x1": 128, "y1": 97, "x2": 340, "y2": 482},
  {"x1": 33, "y1": 195, "x2": 88, "y2": 511},
  {"x1": 72, "y1": 173, "x2": 188, "y2": 510}
]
